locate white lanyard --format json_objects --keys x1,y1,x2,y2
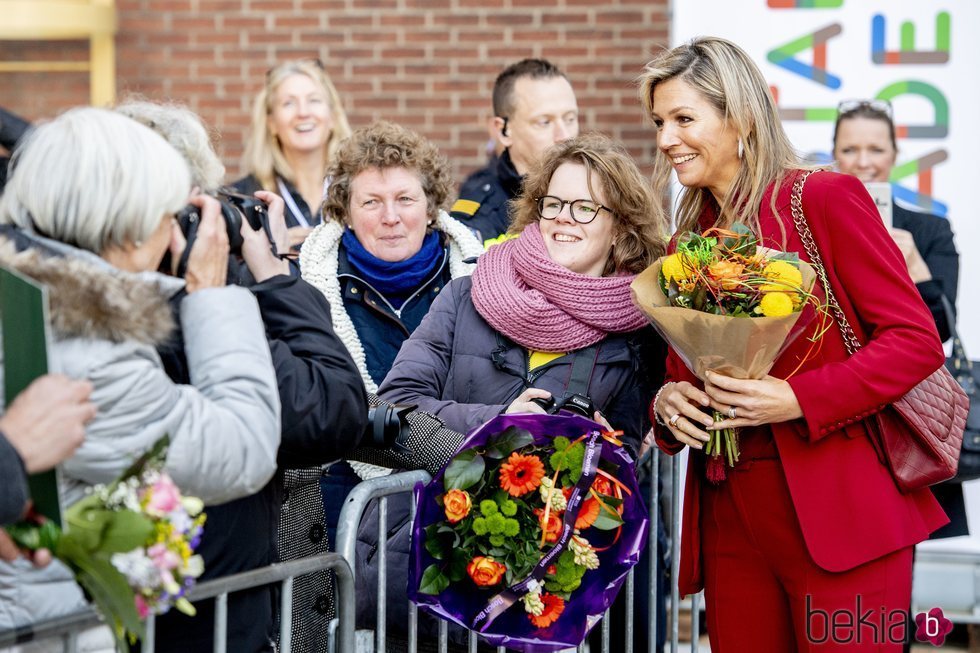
[{"x1": 277, "y1": 177, "x2": 312, "y2": 228}]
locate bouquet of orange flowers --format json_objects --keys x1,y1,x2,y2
[
  {"x1": 631, "y1": 224, "x2": 822, "y2": 481},
  {"x1": 409, "y1": 413, "x2": 648, "y2": 651}
]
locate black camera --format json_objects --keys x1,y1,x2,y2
[
  {"x1": 364, "y1": 401, "x2": 415, "y2": 455},
  {"x1": 174, "y1": 188, "x2": 269, "y2": 256},
  {"x1": 530, "y1": 393, "x2": 596, "y2": 418}
]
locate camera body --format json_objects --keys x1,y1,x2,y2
[
  {"x1": 530, "y1": 393, "x2": 596, "y2": 418},
  {"x1": 174, "y1": 188, "x2": 269, "y2": 256}
]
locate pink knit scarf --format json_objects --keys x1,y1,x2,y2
[{"x1": 470, "y1": 222, "x2": 647, "y2": 351}]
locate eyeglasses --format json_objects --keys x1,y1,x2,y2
[
  {"x1": 837, "y1": 99, "x2": 892, "y2": 118},
  {"x1": 535, "y1": 196, "x2": 610, "y2": 224}
]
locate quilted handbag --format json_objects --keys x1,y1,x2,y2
[
  {"x1": 941, "y1": 297, "x2": 980, "y2": 482},
  {"x1": 790, "y1": 171, "x2": 969, "y2": 492}
]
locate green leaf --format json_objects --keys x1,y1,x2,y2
[
  {"x1": 72, "y1": 553, "x2": 144, "y2": 638},
  {"x1": 63, "y1": 505, "x2": 113, "y2": 553},
  {"x1": 484, "y1": 427, "x2": 535, "y2": 460},
  {"x1": 418, "y1": 564, "x2": 451, "y2": 595},
  {"x1": 443, "y1": 450, "x2": 486, "y2": 491},
  {"x1": 591, "y1": 503, "x2": 625, "y2": 531},
  {"x1": 769, "y1": 251, "x2": 800, "y2": 263},
  {"x1": 425, "y1": 534, "x2": 447, "y2": 561},
  {"x1": 447, "y1": 552, "x2": 469, "y2": 582},
  {"x1": 4, "y1": 520, "x2": 61, "y2": 552},
  {"x1": 99, "y1": 510, "x2": 156, "y2": 554}
]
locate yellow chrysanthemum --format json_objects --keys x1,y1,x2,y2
[
  {"x1": 759, "y1": 292, "x2": 795, "y2": 317},
  {"x1": 760, "y1": 260, "x2": 803, "y2": 292},
  {"x1": 661, "y1": 252, "x2": 695, "y2": 283}
]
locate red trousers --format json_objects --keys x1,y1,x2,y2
[{"x1": 700, "y1": 430, "x2": 913, "y2": 652}]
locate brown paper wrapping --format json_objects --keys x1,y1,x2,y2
[{"x1": 630, "y1": 258, "x2": 817, "y2": 382}]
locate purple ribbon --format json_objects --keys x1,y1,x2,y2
[{"x1": 471, "y1": 430, "x2": 603, "y2": 632}]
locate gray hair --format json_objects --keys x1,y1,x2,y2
[
  {"x1": 115, "y1": 99, "x2": 225, "y2": 191},
  {"x1": 0, "y1": 107, "x2": 191, "y2": 254}
]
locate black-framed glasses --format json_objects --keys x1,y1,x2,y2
[
  {"x1": 837, "y1": 99, "x2": 892, "y2": 118},
  {"x1": 535, "y1": 196, "x2": 610, "y2": 224}
]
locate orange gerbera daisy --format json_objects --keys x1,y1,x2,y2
[
  {"x1": 574, "y1": 495, "x2": 601, "y2": 529},
  {"x1": 499, "y1": 452, "x2": 545, "y2": 497},
  {"x1": 529, "y1": 593, "x2": 565, "y2": 628}
]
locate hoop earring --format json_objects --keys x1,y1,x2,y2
[{"x1": 737, "y1": 139, "x2": 744, "y2": 160}]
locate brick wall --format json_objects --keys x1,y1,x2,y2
[{"x1": 1, "y1": 0, "x2": 669, "y2": 186}]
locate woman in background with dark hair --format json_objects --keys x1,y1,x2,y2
[{"x1": 832, "y1": 99, "x2": 959, "y2": 343}]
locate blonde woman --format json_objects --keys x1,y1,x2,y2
[{"x1": 235, "y1": 59, "x2": 351, "y2": 249}]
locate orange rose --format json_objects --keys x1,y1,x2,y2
[
  {"x1": 443, "y1": 489, "x2": 471, "y2": 524},
  {"x1": 591, "y1": 476, "x2": 613, "y2": 496},
  {"x1": 534, "y1": 507, "x2": 563, "y2": 544},
  {"x1": 707, "y1": 260, "x2": 745, "y2": 290},
  {"x1": 467, "y1": 556, "x2": 507, "y2": 587}
]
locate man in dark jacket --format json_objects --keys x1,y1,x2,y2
[{"x1": 451, "y1": 59, "x2": 579, "y2": 244}]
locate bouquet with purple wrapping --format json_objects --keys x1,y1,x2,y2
[{"x1": 408, "y1": 413, "x2": 648, "y2": 651}]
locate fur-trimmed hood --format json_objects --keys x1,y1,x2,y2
[{"x1": 0, "y1": 234, "x2": 178, "y2": 346}]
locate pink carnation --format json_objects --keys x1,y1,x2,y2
[
  {"x1": 148, "y1": 543, "x2": 181, "y2": 571},
  {"x1": 135, "y1": 594, "x2": 151, "y2": 619},
  {"x1": 145, "y1": 475, "x2": 181, "y2": 516}
]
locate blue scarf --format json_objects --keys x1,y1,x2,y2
[{"x1": 342, "y1": 228, "x2": 444, "y2": 307}]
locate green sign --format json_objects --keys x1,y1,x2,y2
[{"x1": 1, "y1": 265, "x2": 62, "y2": 527}]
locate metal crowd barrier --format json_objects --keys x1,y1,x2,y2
[
  {"x1": 333, "y1": 449, "x2": 704, "y2": 653},
  {"x1": 0, "y1": 553, "x2": 355, "y2": 653}
]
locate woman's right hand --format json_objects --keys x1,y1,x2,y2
[
  {"x1": 505, "y1": 388, "x2": 552, "y2": 415},
  {"x1": 654, "y1": 381, "x2": 714, "y2": 450},
  {"x1": 172, "y1": 194, "x2": 229, "y2": 293}
]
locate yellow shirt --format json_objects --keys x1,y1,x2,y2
[{"x1": 528, "y1": 350, "x2": 565, "y2": 371}]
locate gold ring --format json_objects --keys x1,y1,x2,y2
[{"x1": 668, "y1": 413, "x2": 682, "y2": 427}]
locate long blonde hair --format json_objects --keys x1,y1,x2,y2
[
  {"x1": 638, "y1": 37, "x2": 801, "y2": 236},
  {"x1": 244, "y1": 60, "x2": 352, "y2": 190}
]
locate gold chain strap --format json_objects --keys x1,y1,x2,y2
[{"x1": 789, "y1": 170, "x2": 863, "y2": 356}]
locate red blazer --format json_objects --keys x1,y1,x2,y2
[{"x1": 655, "y1": 170, "x2": 948, "y2": 596}]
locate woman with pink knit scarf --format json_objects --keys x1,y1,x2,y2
[{"x1": 378, "y1": 132, "x2": 668, "y2": 457}]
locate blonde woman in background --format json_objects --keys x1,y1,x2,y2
[{"x1": 235, "y1": 59, "x2": 351, "y2": 249}]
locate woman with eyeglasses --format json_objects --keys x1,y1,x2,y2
[
  {"x1": 235, "y1": 59, "x2": 351, "y2": 250},
  {"x1": 832, "y1": 99, "x2": 959, "y2": 343},
  {"x1": 379, "y1": 131, "x2": 667, "y2": 466},
  {"x1": 643, "y1": 38, "x2": 947, "y2": 651}
]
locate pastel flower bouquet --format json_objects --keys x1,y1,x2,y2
[
  {"x1": 409, "y1": 413, "x2": 648, "y2": 651},
  {"x1": 631, "y1": 224, "x2": 824, "y2": 481},
  {"x1": 5, "y1": 437, "x2": 206, "y2": 650}
]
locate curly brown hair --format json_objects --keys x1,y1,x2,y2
[
  {"x1": 509, "y1": 133, "x2": 669, "y2": 276},
  {"x1": 322, "y1": 121, "x2": 453, "y2": 225}
]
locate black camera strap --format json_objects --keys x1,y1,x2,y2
[{"x1": 562, "y1": 343, "x2": 599, "y2": 401}]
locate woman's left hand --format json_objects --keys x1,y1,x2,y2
[
  {"x1": 889, "y1": 228, "x2": 932, "y2": 283},
  {"x1": 704, "y1": 371, "x2": 803, "y2": 430},
  {"x1": 241, "y1": 191, "x2": 290, "y2": 282}
]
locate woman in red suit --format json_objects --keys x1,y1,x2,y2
[{"x1": 639, "y1": 37, "x2": 948, "y2": 651}]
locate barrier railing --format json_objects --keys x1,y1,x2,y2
[
  {"x1": 0, "y1": 553, "x2": 355, "y2": 653},
  {"x1": 333, "y1": 449, "x2": 703, "y2": 652}
]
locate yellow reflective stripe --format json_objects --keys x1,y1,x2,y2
[{"x1": 451, "y1": 199, "x2": 481, "y2": 215}]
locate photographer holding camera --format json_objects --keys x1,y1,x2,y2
[
  {"x1": 117, "y1": 100, "x2": 371, "y2": 653},
  {"x1": 0, "y1": 106, "x2": 282, "y2": 641}
]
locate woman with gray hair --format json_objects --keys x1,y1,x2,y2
[{"x1": 0, "y1": 106, "x2": 281, "y2": 639}]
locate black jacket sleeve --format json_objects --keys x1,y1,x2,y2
[
  {"x1": 250, "y1": 275, "x2": 369, "y2": 466},
  {"x1": 0, "y1": 430, "x2": 29, "y2": 525},
  {"x1": 896, "y1": 206, "x2": 959, "y2": 341}
]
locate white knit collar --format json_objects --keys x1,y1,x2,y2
[{"x1": 299, "y1": 209, "x2": 484, "y2": 392}]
